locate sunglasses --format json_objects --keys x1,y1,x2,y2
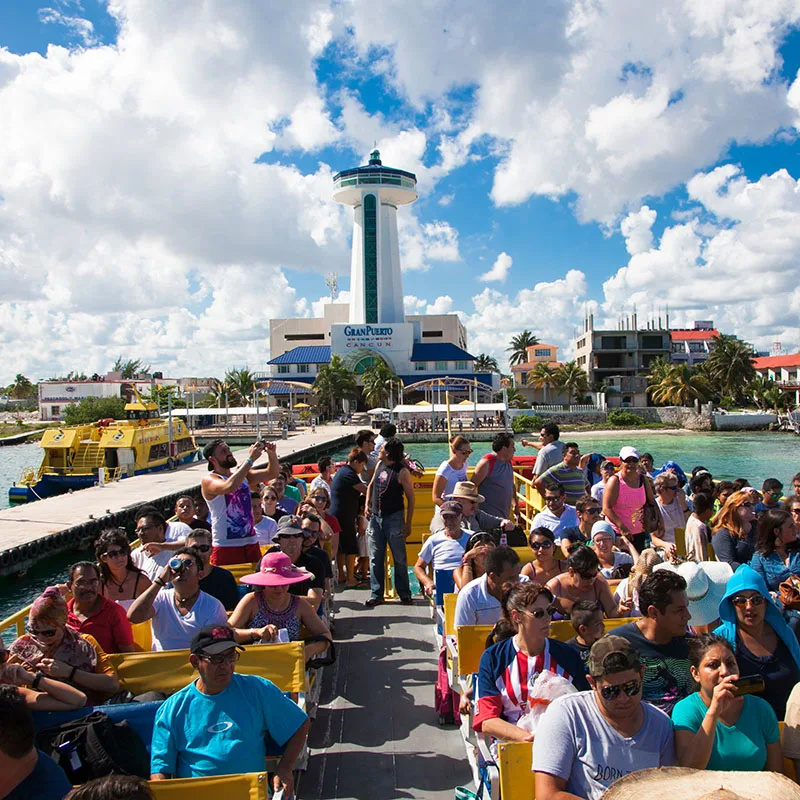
[
  {"x1": 278, "y1": 533, "x2": 304, "y2": 539},
  {"x1": 530, "y1": 541, "x2": 554, "y2": 550},
  {"x1": 263, "y1": 496, "x2": 278, "y2": 502},
  {"x1": 791, "y1": 509, "x2": 800, "y2": 516},
  {"x1": 662, "y1": 485, "x2": 678, "y2": 491},
  {"x1": 103, "y1": 549, "x2": 128, "y2": 559},
  {"x1": 310, "y1": 495, "x2": 327, "y2": 502},
  {"x1": 583, "y1": 508, "x2": 602, "y2": 515},
  {"x1": 198, "y1": 650, "x2": 240, "y2": 665},
  {"x1": 457, "y1": 449, "x2": 473, "y2": 455},
  {"x1": 623, "y1": 458, "x2": 640, "y2": 464},
  {"x1": 599, "y1": 679, "x2": 641, "y2": 700},
  {"x1": 545, "y1": 496, "x2": 564, "y2": 503},
  {"x1": 27, "y1": 626, "x2": 57, "y2": 637},
  {"x1": 731, "y1": 594, "x2": 765, "y2": 607},
  {"x1": 192, "y1": 544, "x2": 212, "y2": 553},
  {"x1": 522, "y1": 605, "x2": 558, "y2": 619}
]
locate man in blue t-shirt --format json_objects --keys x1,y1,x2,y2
[
  {"x1": 0, "y1": 685, "x2": 71, "y2": 800},
  {"x1": 150, "y1": 624, "x2": 309, "y2": 797}
]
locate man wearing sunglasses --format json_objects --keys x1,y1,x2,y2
[
  {"x1": 127, "y1": 548, "x2": 227, "y2": 651},
  {"x1": 187, "y1": 530, "x2": 239, "y2": 612},
  {"x1": 531, "y1": 485, "x2": 579, "y2": 552},
  {"x1": 151, "y1": 624, "x2": 308, "y2": 796},
  {"x1": 755, "y1": 478, "x2": 785, "y2": 514},
  {"x1": 534, "y1": 636, "x2": 675, "y2": 800}
]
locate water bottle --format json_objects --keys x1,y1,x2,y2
[{"x1": 277, "y1": 628, "x2": 290, "y2": 643}]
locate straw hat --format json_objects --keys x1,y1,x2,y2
[
  {"x1": 239, "y1": 551, "x2": 312, "y2": 587},
  {"x1": 602, "y1": 767, "x2": 800, "y2": 800},
  {"x1": 450, "y1": 481, "x2": 485, "y2": 503},
  {"x1": 652, "y1": 560, "x2": 732, "y2": 626}
]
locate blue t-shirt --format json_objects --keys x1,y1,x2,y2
[
  {"x1": 5, "y1": 751, "x2": 72, "y2": 800},
  {"x1": 671, "y1": 691, "x2": 779, "y2": 771},
  {"x1": 151, "y1": 673, "x2": 308, "y2": 778}
]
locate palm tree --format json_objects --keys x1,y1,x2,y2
[
  {"x1": 554, "y1": 361, "x2": 589, "y2": 403},
  {"x1": 113, "y1": 357, "x2": 151, "y2": 379},
  {"x1": 704, "y1": 334, "x2": 755, "y2": 402},
  {"x1": 507, "y1": 330, "x2": 539, "y2": 366},
  {"x1": 748, "y1": 375, "x2": 775, "y2": 412},
  {"x1": 361, "y1": 361, "x2": 401, "y2": 408},
  {"x1": 527, "y1": 363, "x2": 557, "y2": 402},
  {"x1": 764, "y1": 385, "x2": 790, "y2": 414},
  {"x1": 474, "y1": 353, "x2": 500, "y2": 373},
  {"x1": 10, "y1": 374, "x2": 33, "y2": 399},
  {"x1": 313, "y1": 356, "x2": 357, "y2": 417},
  {"x1": 225, "y1": 368, "x2": 256, "y2": 406},
  {"x1": 503, "y1": 386, "x2": 529, "y2": 409},
  {"x1": 647, "y1": 364, "x2": 712, "y2": 407}
]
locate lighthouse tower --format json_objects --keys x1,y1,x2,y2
[{"x1": 332, "y1": 150, "x2": 418, "y2": 325}]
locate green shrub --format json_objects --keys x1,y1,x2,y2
[
  {"x1": 607, "y1": 410, "x2": 645, "y2": 427},
  {"x1": 63, "y1": 396, "x2": 127, "y2": 425},
  {"x1": 512, "y1": 414, "x2": 544, "y2": 433}
]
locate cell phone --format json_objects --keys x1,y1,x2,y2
[{"x1": 731, "y1": 675, "x2": 765, "y2": 697}]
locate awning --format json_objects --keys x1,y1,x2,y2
[{"x1": 391, "y1": 402, "x2": 506, "y2": 414}]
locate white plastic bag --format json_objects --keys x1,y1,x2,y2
[{"x1": 516, "y1": 670, "x2": 579, "y2": 735}]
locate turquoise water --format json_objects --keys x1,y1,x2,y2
[
  {"x1": 2, "y1": 431, "x2": 797, "y2": 636},
  {"x1": 332, "y1": 431, "x2": 800, "y2": 486}
]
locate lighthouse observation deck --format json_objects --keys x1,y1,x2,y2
[{"x1": 332, "y1": 149, "x2": 418, "y2": 206}]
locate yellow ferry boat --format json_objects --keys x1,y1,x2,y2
[{"x1": 8, "y1": 393, "x2": 199, "y2": 504}]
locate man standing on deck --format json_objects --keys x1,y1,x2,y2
[
  {"x1": 521, "y1": 422, "x2": 565, "y2": 478},
  {"x1": 355, "y1": 429, "x2": 378, "y2": 484},
  {"x1": 201, "y1": 439, "x2": 279, "y2": 566},
  {"x1": 471, "y1": 432, "x2": 516, "y2": 520}
]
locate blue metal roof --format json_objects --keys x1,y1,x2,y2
[
  {"x1": 268, "y1": 346, "x2": 331, "y2": 365},
  {"x1": 410, "y1": 343, "x2": 475, "y2": 362}
]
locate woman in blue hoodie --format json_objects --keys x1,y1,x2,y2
[{"x1": 714, "y1": 564, "x2": 800, "y2": 719}]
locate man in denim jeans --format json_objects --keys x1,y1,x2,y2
[{"x1": 364, "y1": 437, "x2": 415, "y2": 608}]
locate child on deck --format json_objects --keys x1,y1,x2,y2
[
  {"x1": 685, "y1": 492, "x2": 714, "y2": 562},
  {"x1": 565, "y1": 600, "x2": 605, "y2": 669}
]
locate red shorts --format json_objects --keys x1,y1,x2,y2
[{"x1": 211, "y1": 542, "x2": 262, "y2": 566}]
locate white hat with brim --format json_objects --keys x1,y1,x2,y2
[
  {"x1": 652, "y1": 560, "x2": 732, "y2": 626},
  {"x1": 602, "y1": 766, "x2": 800, "y2": 800}
]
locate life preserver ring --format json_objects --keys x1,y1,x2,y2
[{"x1": 96, "y1": 418, "x2": 115, "y2": 429}]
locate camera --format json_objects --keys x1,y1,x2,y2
[{"x1": 169, "y1": 557, "x2": 188, "y2": 576}]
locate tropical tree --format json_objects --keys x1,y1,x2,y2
[
  {"x1": 360, "y1": 361, "x2": 401, "y2": 408},
  {"x1": 764, "y1": 385, "x2": 790, "y2": 414},
  {"x1": 63, "y1": 396, "x2": 126, "y2": 425},
  {"x1": 646, "y1": 356, "x2": 672, "y2": 390},
  {"x1": 748, "y1": 375, "x2": 775, "y2": 412},
  {"x1": 10, "y1": 374, "x2": 34, "y2": 399},
  {"x1": 503, "y1": 386, "x2": 529, "y2": 409},
  {"x1": 313, "y1": 356, "x2": 357, "y2": 417},
  {"x1": 506, "y1": 330, "x2": 539, "y2": 366},
  {"x1": 647, "y1": 364, "x2": 712, "y2": 407},
  {"x1": 474, "y1": 353, "x2": 500, "y2": 373},
  {"x1": 113, "y1": 357, "x2": 151, "y2": 379},
  {"x1": 225, "y1": 368, "x2": 256, "y2": 406},
  {"x1": 143, "y1": 384, "x2": 185, "y2": 409},
  {"x1": 704, "y1": 334, "x2": 755, "y2": 402},
  {"x1": 554, "y1": 361, "x2": 590, "y2": 403},
  {"x1": 527, "y1": 363, "x2": 558, "y2": 402}
]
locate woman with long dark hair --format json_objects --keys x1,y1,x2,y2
[{"x1": 95, "y1": 528, "x2": 151, "y2": 609}]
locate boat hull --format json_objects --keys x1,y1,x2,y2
[{"x1": 8, "y1": 450, "x2": 199, "y2": 505}]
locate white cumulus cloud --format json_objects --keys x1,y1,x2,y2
[{"x1": 480, "y1": 252, "x2": 512, "y2": 283}]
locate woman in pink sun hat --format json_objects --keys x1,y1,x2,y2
[{"x1": 229, "y1": 551, "x2": 332, "y2": 661}]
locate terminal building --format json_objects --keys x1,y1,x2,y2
[{"x1": 265, "y1": 151, "x2": 496, "y2": 404}]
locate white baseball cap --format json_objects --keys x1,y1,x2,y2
[{"x1": 619, "y1": 446, "x2": 640, "y2": 461}]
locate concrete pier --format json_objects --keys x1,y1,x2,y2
[{"x1": 0, "y1": 425, "x2": 353, "y2": 576}]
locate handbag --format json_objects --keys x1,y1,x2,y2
[
  {"x1": 304, "y1": 634, "x2": 336, "y2": 669},
  {"x1": 780, "y1": 578, "x2": 800, "y2": 611},
  {"x1": 642, "y1": 478, "x2": 661, "y2": 535}
]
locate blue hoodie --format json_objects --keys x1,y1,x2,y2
[{"x1": 713, "y1": 564, "x2": 800, "y2": 670}]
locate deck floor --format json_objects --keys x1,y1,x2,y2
[{"x1": 304, "y1": 589, "x2": 472, "y2": 799}]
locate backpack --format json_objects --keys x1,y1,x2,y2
[{"x1": 36, "y1": 710, "x2": 150, "y2": 783}]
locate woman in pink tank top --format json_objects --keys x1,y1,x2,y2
[{"x1": 602, "y1": 447, "x2": 661, "y2": 553}]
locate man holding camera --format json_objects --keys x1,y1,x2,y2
[
  {"x1": 127, "y1": 547, "x2": 226, "y2": 651},
  {"x1": 201, "y1": 438, "x2": 280, "y2": 566}
]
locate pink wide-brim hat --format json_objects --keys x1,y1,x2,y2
[{"x1": 239, "y1": 551, "x2": 312, "y2": 587}]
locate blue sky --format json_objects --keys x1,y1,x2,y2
[{"x1": 1, "y1": 1, "x2": 800, "y2": 382}]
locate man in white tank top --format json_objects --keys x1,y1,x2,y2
[{"x1": 201, "y1": 439, "x2": 279, "y2": 566}]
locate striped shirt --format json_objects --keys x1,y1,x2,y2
[
  {"x1": 473, "y1": 636, "x2": 588, "y2": 731},
  {"x1": 539, "y1": 463, "x2": 588, "y2": 505}
]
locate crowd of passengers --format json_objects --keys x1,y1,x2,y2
[{"x1": 5, "y1": 423, "x2": 800, "y2": 799}]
